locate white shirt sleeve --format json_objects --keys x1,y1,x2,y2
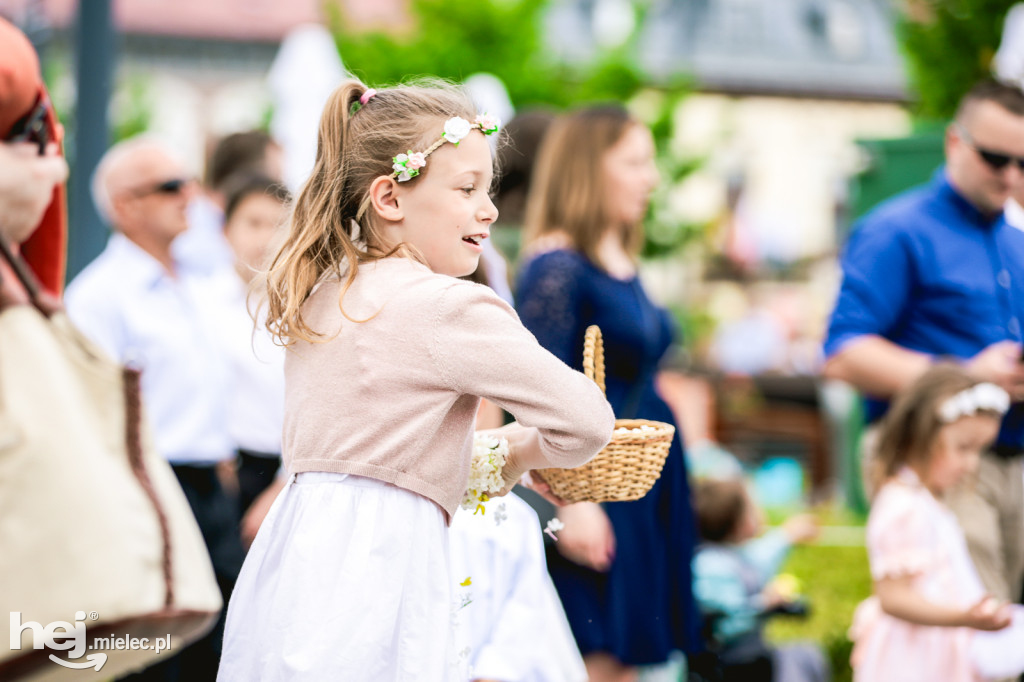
[{"x1": 64, "y1": 282, "x2": 126, "y2": 363}]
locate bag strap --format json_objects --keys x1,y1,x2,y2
[{"x1": 0, "y1": 232, "x2": 61, "y2": 317}]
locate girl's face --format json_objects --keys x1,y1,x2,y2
[
  {"x1": 390, "y1": 131, "x2": 498, "y2": 277},
  {"x1": 224, "y1": 193, "x2": 287, "y2": 281},
  {"x1": 924, "y1": 414, "x2": 1000, "y2": 494},
  {"x1": 601, "y1": 123, "x2": 659, "y2": 227}
]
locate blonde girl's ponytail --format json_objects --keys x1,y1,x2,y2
[{"x1": 263, "y1": 80, "x2": 363, "y2": 345}]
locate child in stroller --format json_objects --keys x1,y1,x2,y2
[{"x1": 691, "y1": 477, "x2": 829, "y2": 682}]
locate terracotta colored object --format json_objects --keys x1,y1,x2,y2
[{"x1": 0, "y1": 16, "x2": 67, "y2": 295}]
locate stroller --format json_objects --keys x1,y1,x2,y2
[{"x1": 687, "y1": 599, "x2": 811, "y2": 682}]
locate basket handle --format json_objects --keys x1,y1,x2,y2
[{"x1": 583, "y1": 325, "x2": 606, "y2": 396}]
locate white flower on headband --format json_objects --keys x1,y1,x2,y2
[
  {"x1": 392, "y1": 115, "x2": 501, "y2": 182},
  {"x1": 443, "y1": 117, "x2": 474, "y2": 145},
  {"x1": 937, "y1": 382, "x2": 1011, "y2": 423}
]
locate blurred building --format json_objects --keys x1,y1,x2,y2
[
  {"x1": 0, "y1": 0, "x2": 914, "y2": 336},
  {"x1": 0, "y1": 0, "x2": 403, "y2": 172}
]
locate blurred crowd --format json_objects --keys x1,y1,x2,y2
[{"x1": 5, "y1": 6, "x2": 1024, "y2": 682}]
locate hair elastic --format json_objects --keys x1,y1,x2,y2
[{"x1": 359, "y1": 89, "x2": 377, "y2": 106}]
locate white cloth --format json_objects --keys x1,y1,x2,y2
[
  {"x1": 65, "y1": 234, "x2": 233, "y2": 464},
  {"x1": 449, "y1": 494, "x2": 587, "y2": 682},
  {"x1": 219, "y1": 472, "x2": 461, "y2": 682},
  {"x1": 174, "y1": 195, "x2": 235, "y2": 276},
  {"x1": 1005, "y1": 198, "x2": 1024, "y2": 232},
  {"x1": 480, "y1": 239, "x2": 514, "y2": 306},
  {"x1": 971, "y1": 605, "x2": 1024, "y2": 680},
  {"x1": 996, "y1": 3, "x2": 1024, "y2": 85},
  {"x1": 208, "y1": 271, "x2": 285, "y2": 455},
  {"x1": 268, "y1": 25, "x2": 347, "y2": 192}
]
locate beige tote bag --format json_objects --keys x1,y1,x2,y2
[{"x1": 0, "y1": 238, "x2": 222, "y2": 681}]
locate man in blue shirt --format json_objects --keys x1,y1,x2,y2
[{"x1": 825, "y1": 80, "x2": 1024, "y2": 604}]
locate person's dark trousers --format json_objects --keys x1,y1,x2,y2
[
  {"x1": 236, "y1": 449, "x2": 281, "y2": 514},
  {"x1": 119, "y1": 463, "x2": 245, "y2": 681}
]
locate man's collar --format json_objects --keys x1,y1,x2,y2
[
  {"x1": 936, "y1": 168, "x2": 1004, "y2": 229},
  {"x1": 107, "y1": 233, "x2": 177, "y2": 289}
]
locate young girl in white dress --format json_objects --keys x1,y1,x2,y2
[
  {"x1": 449, "y1": 492, "x2": 588, "y2": 682},
  {"x1": 849, "y1": 365, "x2": 1024, "y2": 682},
  {"x1": 216, "y1": 80, "x2": 615, "y2": 681}
]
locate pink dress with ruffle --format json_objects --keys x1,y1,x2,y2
[{"x1": 850, "y1": 467, "x2": 985, "y2": 682}]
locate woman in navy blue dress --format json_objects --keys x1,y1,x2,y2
[{"x1": 516, "y1": 105, "x2": 702, "y2": 682}]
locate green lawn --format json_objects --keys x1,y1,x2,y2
[{"x1": 765, "y1": 542, "x2": 872, "y2": 682}]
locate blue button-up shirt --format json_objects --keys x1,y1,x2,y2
[
  {"x1": 825, "y1": 170, "x2": 1024, "y2": 448},
  {"x1": 65, "y1": 233, "x2": 234, "y2": 464}
]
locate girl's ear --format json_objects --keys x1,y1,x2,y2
[{"x1": 368, "y1": 176, "x2": 403, "y2": 222}]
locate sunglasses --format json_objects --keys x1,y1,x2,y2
[
  {"x1": 4, "y1": 97, "x2": 50, "y2": 156},
  {"x1": 956, "y1": 125, "x2": 1024, "y2": 172},
  {"x1": 130, "y1": 178, "x2": 192, "y2": 198}
]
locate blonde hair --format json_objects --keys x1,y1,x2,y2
[
  {"x1": 264, "y1": 78, "x2": 477, "y2": 345},
  {"x1": 523, "y1": 105, "x2": 645, "y2": 267},
  {"x1": 872, "y1": 364, "x2": 1002, "y2": 493}
]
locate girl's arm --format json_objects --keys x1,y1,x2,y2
[
  {"x1": 875, "y1": 576, "x2": 1012, "y2": 630},
  {"x1": 432, "y1": 281, "x2": 615, "y2": 476}
]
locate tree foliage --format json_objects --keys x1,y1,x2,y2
[
  {"x1": 898, "y1": 0, "x2": 1018, "y2": 119},
  {"x1": 327, "y1": 0, "x2": 649, "y2": 109}
]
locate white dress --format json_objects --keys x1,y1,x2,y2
[
  {"x1": 449, "y1": 493, "x2": 587, "y2": 682},
  {"x1": 217, "y1": 472, "x2": 461, "y2": 681}
]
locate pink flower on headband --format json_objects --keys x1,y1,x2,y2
[
  {"x1": 360, "y1": 89, "x2": 377, "y2": 105},
  {"x1": 474, "y1": 114, "x2": 500, "y2": 135},
  {"x1": 407, "y1": 152, "x2": 427, "y2": 169}
]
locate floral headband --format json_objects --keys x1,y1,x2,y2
[
  {"x1": 391, "y1": 114, "x2": 500, "y2": 182},
  {"x1": 937, "y1": 383, "x2": 1010, "y2": 423}
]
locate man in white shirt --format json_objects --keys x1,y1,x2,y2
[{"x1": 65, "y1": 136, "x2": 243, "y2": 680}]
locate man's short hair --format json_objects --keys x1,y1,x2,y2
[
  {"x1": 91, "y1": 135, "x2": 172, "y2": 224},
  {"x1": 955, "y1": 79, "x2": 1024, "y2": 123},
  {"x1": 206, "y1": 131, "x2": 276, "y2": 192}
]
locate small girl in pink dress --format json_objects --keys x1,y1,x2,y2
[{"x1": 850, "y1": 365, "x2": 1024, "y2": 682}]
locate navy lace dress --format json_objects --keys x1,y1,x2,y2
[{"x1": 516, "y1": 248, "x2": 702, "y2": 665}]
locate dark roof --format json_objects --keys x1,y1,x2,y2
[{"x1": 551, "y1": 0, "x2": 908, "y2": 101}]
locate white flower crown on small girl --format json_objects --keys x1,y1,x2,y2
[
  {"x1": 391, "y1": 114, "x2": 500, "y2": 182},
  {"x1": 937, "y1": 383, "x2": 1011, "y2": 423}
]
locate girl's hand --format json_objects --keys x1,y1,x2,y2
[
  {"x1": 553, "y1": 502, "x2": 616, "y2": 572},
  {"x1": 519, "y1": 470, "x2": 569, "y2": 506},
  {"x1": 0, "y1": 141, "x2": 68, "y2": 244},
  {"x1": 963, "y1": 597, "x2": 1013, "y2": 631},
  {"x1": 493, "y1": 445, "x2": 529, "y2": 498},
  {"x1": 240, "y1": 477, "x2": 287, "y2": 549}
]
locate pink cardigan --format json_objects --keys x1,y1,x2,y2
[{"x1": 283, "y1": 257, "x2": 615, "y2": 519}]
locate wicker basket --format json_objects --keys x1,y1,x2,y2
[{"x1": 536, "y1": 325, "x2": 675, "y2": 503}]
